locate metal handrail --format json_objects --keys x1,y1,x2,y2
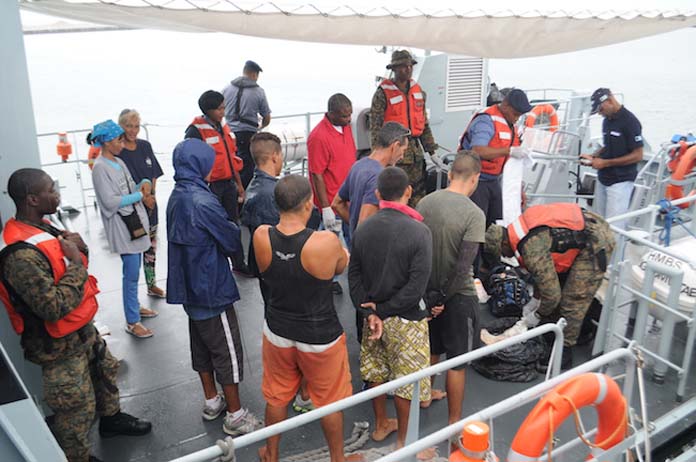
[
  {"x1": 169, "y1": 320, "x2": 567, "y2": 462},
  {"x1": 377, "y1": 346, "x2": 638, "y2": 462}
]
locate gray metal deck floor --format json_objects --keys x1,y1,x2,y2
[{"x1": 60, "y1": 191, "x2": 696, "y2": 462}]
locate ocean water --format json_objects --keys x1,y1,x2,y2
[{"x1": 22, "y1": 27, "x2": 696, "y2": 205}]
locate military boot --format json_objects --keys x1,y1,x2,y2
[{"x1": 99, "y1": 411, "x2": 152, "y2": 437}]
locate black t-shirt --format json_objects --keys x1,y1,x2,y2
[
  {"x1": 599, "y1": 106, "x2": 643, "y2": 186},
  {"x1": 119, "y1": 139, "x2": 164, "y2": 226}
]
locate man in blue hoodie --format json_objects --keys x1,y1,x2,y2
[{"x1": 166, "y1": 139, "x2": 262, "y2": 436}]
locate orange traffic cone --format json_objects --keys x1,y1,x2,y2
[{"x1": 450, "y1": 421, "x2": 497, "y2": 461}]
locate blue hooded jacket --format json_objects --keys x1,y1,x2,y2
[{"x1": 166, "y1": 139, "x2": 241, "y2": 319}]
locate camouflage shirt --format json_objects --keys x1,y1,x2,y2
[
  {"x1": 518, "y1": 230, "x2": 562, "y2": 315},
  {"x1": 369, "y1": 83, "x2": 439, "y2": 165},
  {"x1": 1, "y1": 222, "x2": 96, "y2": 365}
]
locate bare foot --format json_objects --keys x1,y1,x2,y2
[
  {"x1": 371, "y1": 418, "x2": 398, "y2": 442},
  {"x1": 416, "y1": 446, "x2": 438, "y2": 460},
  {"x1": 346, "y1": 453, "x2": 365, "y2": 462},
  {"x1": 258, "y1": 446, "x2": 275, "y2": 462},
  {"x1": 420, "y1": 389, "x2": 447, "y2": 408}
]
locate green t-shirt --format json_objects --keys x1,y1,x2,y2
[{"x1": 417, "y1": 189, "x2": 485, "y2": 297}]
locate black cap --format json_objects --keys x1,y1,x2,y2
[
  {"x1": 504, "y1": 88, "x2": 532, "y2": 114},
  {"x1": 244, "y1": 60, "x2": 263, "y2": 73},
  {"x1": 198, "y1": 90, "x2": 224, "y2": 114},
  {"x1": 591, "y1": 88, "x2": 611, "y2": 114}
]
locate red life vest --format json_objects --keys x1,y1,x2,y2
[
  {"x1": 461, "y1": 104, "x2": 521, "y2": 176},
  {"x1": 380, "y1": 79, "x2": 425, "y2": 137},
  {"x1": 0, "y1": 219, "x2": 99, "y2": 338},
  {"x1": 191, "y1": 116, "x2": 243, "y2": 182},
  {"x1": 507, "y1": 203, "x2": 586, "y2": 273}
]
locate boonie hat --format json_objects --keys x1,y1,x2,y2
[
  {"x1": 244, "y1": 60, "x2": 263, "y2": 73},
  {"x1": 591, "y1": 88, "x2": 611, "y2": 114},
  {"x1": 504, "y1": 89, "x2": 533, "y2": 114},
  {"x1": 387, "y1": 50, "x2": 418, "y2": 69}
]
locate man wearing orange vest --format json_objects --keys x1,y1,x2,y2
[
  {"x1": 185, "y1": 90, "x2": 251, "y2": 275},
  {"x1": 483, "y1": 203, "x2": 614, "y2": 369},
  {"x1": 0, "y1": 169, "x2": 151, "y2": 462},
  {"x1": 370, "y1": 50, "x2": 439, "y2": 206},
  {"x1": 460, "y1": 88, "x2": 532, "y2": 228}
]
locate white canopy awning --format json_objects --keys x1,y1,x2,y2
[{"x1": 19, "y1": 1, "x2": 696, "y2": 58}]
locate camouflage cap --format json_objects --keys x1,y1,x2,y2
[
  {"x1": 386, "y1": 50, "x2": 417, "y2": 69},
  {"x1": 484, "y1": 224, "x2": 505, "y2": 261}
]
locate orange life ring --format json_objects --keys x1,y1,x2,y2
[
  {"x1": 524, "y1": 104, "x2": 559, "y2": 132},
  {"x1": 665, "y1": 144, "x2": 696, "y2": 209},
  {"x1": 507, "y1": 373, "x2": 626, "y2": 462}
]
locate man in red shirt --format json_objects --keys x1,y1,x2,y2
[{"x1": 308, "y1": 93, "x2": 356, "y2": 294}]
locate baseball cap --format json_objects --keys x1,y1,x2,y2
[
  {"x1": 504, "y1": 89, "x2": 533, "y2": 114},
  {"x1": 591, "y1": 88, "x2": 611, "y2": 114}
]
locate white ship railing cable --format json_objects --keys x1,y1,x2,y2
[
  {"x1": 376, "y1": 345, "x2": 641, "y2": 462},
  {"x1": 168, "y1": 320, "x2": 567, "y2": 462}
]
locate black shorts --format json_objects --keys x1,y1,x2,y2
[
  {"x1": 429, "y1": 294, "x2": 481, "y2": 370},
  {"x1": 189, "y1": 307, "x2": 244, "y2": 384}
]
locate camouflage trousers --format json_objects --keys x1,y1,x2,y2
[
  {"x1": 539, "y1": 212, "x2": 615, "y2": 346},
  {"x1": 42, "y1": 336, "x2": 120, "y2": 462},
  {"x1": 143, "y1": 223, "x2": 158, "y2": 288},
  {"x1": 396, "y1": 138, "x2": 427, "y2": 207}
]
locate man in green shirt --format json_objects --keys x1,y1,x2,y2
[{"x1": 416, "y1": 151, "x2": 485, "y2": 427}]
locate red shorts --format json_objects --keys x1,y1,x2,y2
[{"x1": 262, "y1": 324, "x2": 352, "y2": 408}]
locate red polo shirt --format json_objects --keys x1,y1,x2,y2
[{"x1": 307, "y1": 115, "x2": 357, "y2": 208}]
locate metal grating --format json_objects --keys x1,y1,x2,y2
[{"x1": 446, "y1": 57, "x2": 485, "y2": 112}]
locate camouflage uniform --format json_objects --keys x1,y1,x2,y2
[
  {"x1": 369, "y1": 86, "x2": 438, "y2": 206},
  {"x1": 517, "y1": 211, "x2": 614, "y2": 346},
  {"x1": 2, "y1": 222, "x2": 120, "y2": 462}
]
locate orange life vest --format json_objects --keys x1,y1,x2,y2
[
  {"x1": 462, "y1": 104, "x2": 520, "y2": 176},
  {"x1": 380, "y1": 79, "x2": 425, "y2": 137},
  {"x1": 0, "y1": 219, "x2": 100, "y2": 338},
  {"x1": 507, "y1": 203, "x2": 586, "y2": 274},
  {"x1": 191, "y1": 116, "x2": 243, "y2": 182}
]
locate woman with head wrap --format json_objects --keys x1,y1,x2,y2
[
  {"x1": 91, "y1": 119, "x2": 158, "y2": 338},
  {"x1": 118, "y1": 109, "x2": 166, "y2": 299}
]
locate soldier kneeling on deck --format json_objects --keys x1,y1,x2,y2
[
  {"x1": 0, "y1": 169, "x2": 151, "y2": 462},
  {"x1": 483, "y1": 203, "x2": 615, "y2": 370}
]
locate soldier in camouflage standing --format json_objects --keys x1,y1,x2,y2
[
  {"x1": 0, "y1": 169, "x2": 152, "y2": 462},
  {"x1": 483, "y1": 203, "x2": 614, "y2": 370},
  {"x1": 370, "y1": 50, "x2": 439, "y2": 206}
]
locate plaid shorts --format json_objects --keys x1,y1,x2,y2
[{"x1": 360, "y1": 316, "x2": 431, "y2": 402}]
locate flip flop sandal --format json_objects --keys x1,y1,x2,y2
[{"x1": 125, "y1": 322, "x2": 153, "y2": 338}]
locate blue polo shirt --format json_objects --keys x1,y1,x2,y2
[{"x1": 599, "y1": 106, "x2": 643, "y2": 186}]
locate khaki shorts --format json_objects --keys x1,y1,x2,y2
[{"x1": 360, "y1": 316, "x2": 431, "y2": 402}]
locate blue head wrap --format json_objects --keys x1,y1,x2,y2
[{"x1": 91, "y1": 119, "x2": 124, "y2": 147}]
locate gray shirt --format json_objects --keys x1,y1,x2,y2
[
  {"x1": 92, "y1": 156, "x2": 151, "y2": 255},
  {"x1": 417, "y1": 189, "x2": 485, "y2": 297},
  {"x1": 222, "y1": 76, "x2": 271, "y2": 132}
]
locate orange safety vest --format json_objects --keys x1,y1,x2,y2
[
  {"x1": 462, "y1": 104, "x2": 520, "y2": 176},
  {"x1": 0, "y1": 219, "x2": 99, "y2": 338},
  {"x1": 507, "y1": 203, "x2": 586, "y2": 274},
  {"x1": 380, "y1": 79, "x2": 425, "y2": 137},
  {"x1": 191, "y1": 116, "x2": 243, "y2": 182}
]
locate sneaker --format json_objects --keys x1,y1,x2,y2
[
  {"x1": 222, "y1": 409, "x2": 263, "y2": 436},
  {"x1": 292, "y1": 394, "x2": 315, "y2": 413},
  {"x1": 332, "y1": 281, "x2": 343, "y2": 295},
  {"x1": 99, "y1": 411, "x2": 152, "y2": 437},
  {"x1": 147, "y1": 285, "x2": 166, "y2": 298},
  {"x1": 202, "y1": 394, "x2": 227, "y2": 421}
]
